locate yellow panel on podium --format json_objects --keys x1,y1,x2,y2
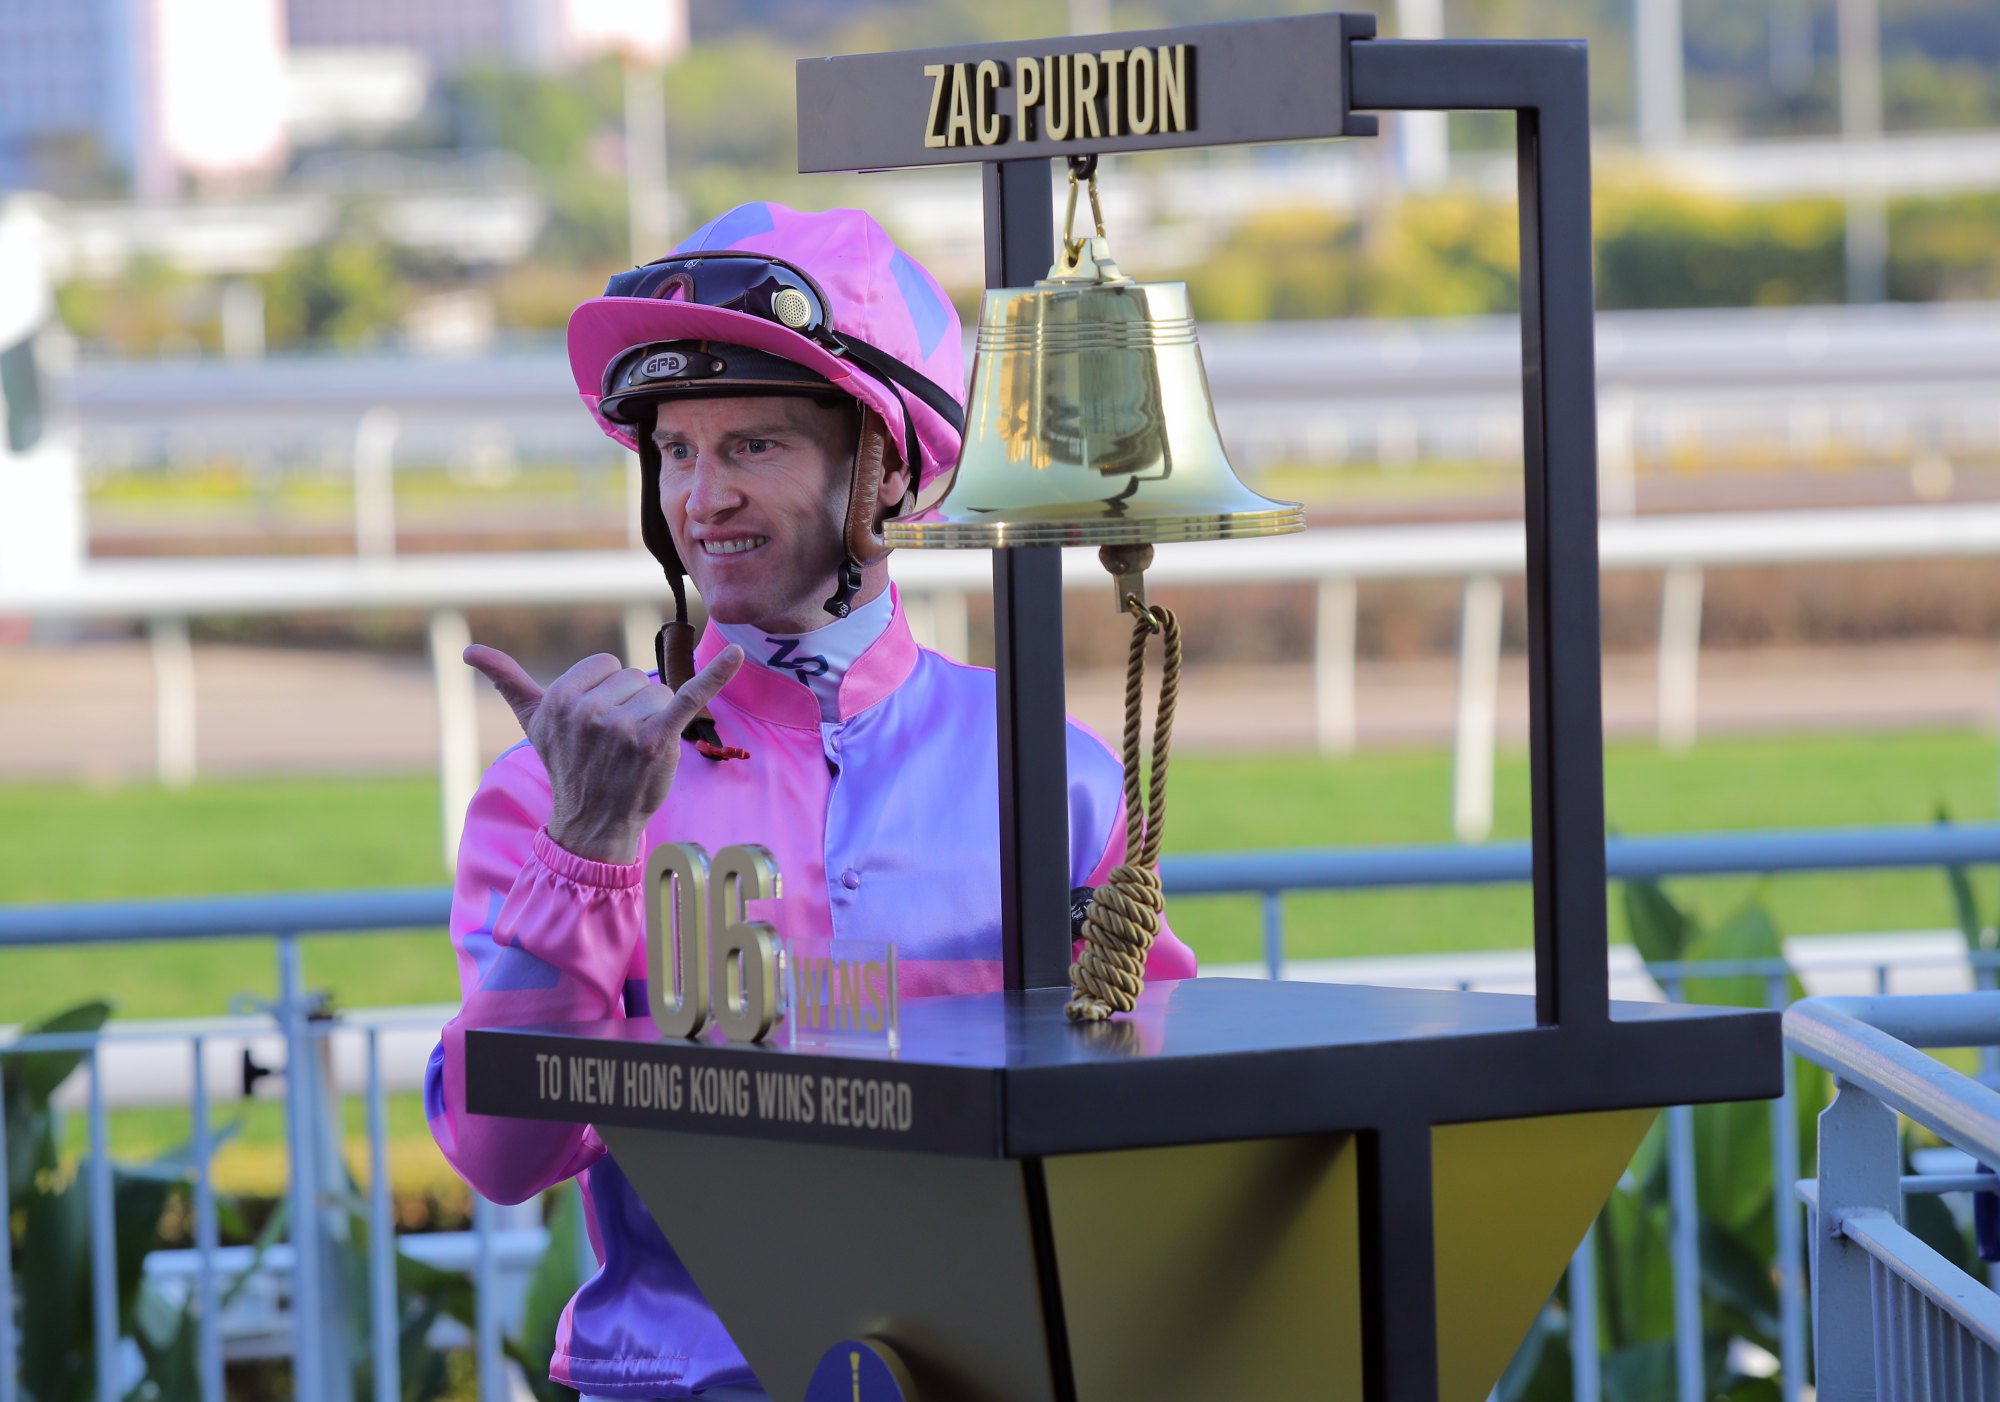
[{"x1": 1432, "y1": 1109, "x2": 1660, "y2": 1402}]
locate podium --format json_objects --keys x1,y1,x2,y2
[
  {"x1": 467, "y1": 18, "x2": 1784, "y2": 1401},
  {"x1": 469, "y1": 978, "x2": 1777, "y2": 1400}
]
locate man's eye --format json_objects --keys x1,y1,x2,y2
[
  {"x1": 661, "y1": 443, "x2": 692, "y2": 462},
  {"x1": 741, "y1": 439, "x2": 774, "y2": 455}
]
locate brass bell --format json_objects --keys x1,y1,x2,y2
[{"x1": 885, "y1": 219, "x2": 1301, "y2": 551}]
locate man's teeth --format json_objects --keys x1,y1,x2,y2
[{"x1": 702, "y1": 537, "x2": 767, "y2": 556}]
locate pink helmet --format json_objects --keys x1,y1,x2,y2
[
  {"x1": 568, "y1": 202, "x2": 965, "y2": 498},
  {"x1": 567, "y1": 204, "x2": 965, "y2": 759}
]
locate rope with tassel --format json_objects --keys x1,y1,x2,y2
[{"x1": 1067, "y1": 596, "x2": 1181, "y2": 1021}]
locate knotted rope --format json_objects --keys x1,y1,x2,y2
[{"x1": 1067, "y1": 598, "x2": 1181, "y2": 1022}]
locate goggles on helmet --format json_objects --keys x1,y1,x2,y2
[
  {"x1": 601, "y1": 252, "x2": 966, "y2": 460},
  {"x1": 606, "y1": 254, "x2": 834, "y2": 341}
]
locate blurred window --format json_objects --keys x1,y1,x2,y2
[{"x1": 0, "y1": 328, "x2": 45, "y2": 454}]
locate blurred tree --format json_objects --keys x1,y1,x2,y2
[
  {"x1": 260, "y1": 237, "x2": 405, "y2": 349},
  {"x1": 1888, "y1": 191, "x2": 2000, "y2": 299},
  {"x1": 1594, "y1": 185, "x2": 1845, "y2": 309}
]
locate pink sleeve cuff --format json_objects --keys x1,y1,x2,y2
[{"x1": 532, "y1": 828, "x2": 645, "y2": 890}]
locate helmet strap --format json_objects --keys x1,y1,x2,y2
[
  {"x1": 824, "y1": 404, "x2": 899, "y2": 620},
  {"x1": 636, "y1": 435, "x2": 747, "y2": 762}
]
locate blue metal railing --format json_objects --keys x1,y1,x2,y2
[
  {"x1": 5, "y1": 821, "x2": 2000, "y2": 1401},
  {"x1": 1787, "y1": 995, "x2": 2000, "y2": 1398}
]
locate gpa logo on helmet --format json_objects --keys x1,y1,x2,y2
[{"x1": 639, "y1": 350, "x2": 692, "y2": 381}]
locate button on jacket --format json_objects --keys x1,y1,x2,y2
[{"x1": 426, "y1": 595, "x2": 1196, "y2": 1398}]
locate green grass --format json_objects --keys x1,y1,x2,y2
[
  {"x1": 2, "y1": 730, "x2": 1994, "y2": 1021},
  {"x1": 6, "y1": 730, "x2": 1992, "y2": 1192}
]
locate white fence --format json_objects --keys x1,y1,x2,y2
[{"x1": 11, "y1": 500, "x2": 2000, "y2": 861}]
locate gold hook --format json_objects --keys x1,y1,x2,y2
[{"x1": 1061, "y1": 155, "x2": 1105, "y2": 267}]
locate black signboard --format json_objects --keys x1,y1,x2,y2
[{"x1": 796, "y1": 13, "x2": 1379, "y2": 172}]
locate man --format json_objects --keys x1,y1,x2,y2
[{"x1": 425, "y1": 203, "x2": 1195, "y2": 1400}]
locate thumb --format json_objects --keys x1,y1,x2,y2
[
  {"x1": 649, "y1": 644, "x2": 744, "y2": 744},
  {"x1": 464, "y1": 644, "x2": 545, "y2": 733}
]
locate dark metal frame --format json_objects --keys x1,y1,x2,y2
[
  {"x1": 804, "y1": 30, "x2": 1612, "y2": 1398},
  {"x1": 963, "y1": 38, "x2": 1613, "y2": 1034}
]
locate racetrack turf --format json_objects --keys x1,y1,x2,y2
[{"x1": 3, "y1": 729, "x2": 1994, "y2": 1026}]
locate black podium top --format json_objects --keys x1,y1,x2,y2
[{"x1": 466, "y1": 979, "x2": 1780, "y2": 1158}]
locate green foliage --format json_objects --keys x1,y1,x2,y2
[
  {"x1": 1504, "y1": 871, "x2": 1995, "y2": 1400},
  {"x1": 449, "y1": 61, "x2": 623, "y2": 176},
  {"x1": 4, "y1": 999, "x2": 585, "y2": 1400},
  {"x1": 260, "y1": 237, "x2": 406, "y2": 350},
  {"x1": 504, "y1": 1183, "x2": 588, "y2": 1402},
  {"x1": 1595, "y1": 185, "x2": 1847, "y2": 310}
]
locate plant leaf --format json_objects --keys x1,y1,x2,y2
[{"x1": 1624, "y1": 879, "x2": 1697, "y2": 967}]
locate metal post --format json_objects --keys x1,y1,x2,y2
[
  {"x1": 1358, "y1": 1124, "x2": 1440, "y2": 1402},
  {"x1": 1315, "y1": 575, "x2": 1359, "y2": 755},
  {"x1": 1351, "y1": 36, "x2": 1614, "y2": 1029},
  {"x1": 352, "y1": 409, "x2": 399, "y2": 559},
  {"x1": 1634, "y1": 0, "x2": 1686, "y2": 151},
  {"x1": 430, "y1": 609, "x2": 479, "y2": 870},
  {"x1": 934, "y1": 591, "x2": 971, "y2": 662},
  {"x1": 1598, "y1": 389, "x2": 1638, "y2": 516},
  {"x1": 982, "y1": 158, "x2": 1070, "y2": 992},
  {"x1": 1768, "y1": 975, "x2": 1806, "y2": 1402},
  {"x1": 86, "y1": 1051, "x2": 118, "y2": 1402},
  {"x1": 1261, "y1": 892, "x2": 1285, "y2": 980},
  {"x1": 1667, "y1": 1102, "x2": 1703, "y2": 1402},
  {"x1": 1452, "y1": 574, "x2": 1503, "y2": 843},
  {"x1": 623, "y1": 604, "x2": 659, "y2": 672},
  {"x1": 148, "y1": 616, "x2": 197, "y2": 789},
  {"x1": 1568, "y1": 1225, "x2": 1601, "y2": 1402},
  {"x1": 624, "y1": 60, "x2": 672, "y2": 264},
  {"x1": 0, "y1": 1057, "x2": 14, "y2": 1402},
  {"x1": 1657, "y1": 565, "x2": 1704, "y2": 754},
  {"x1": 191, "y1": 1036, "x2": 225, "y2": 1402},
  {"x1": 474, "y1": 1194, "x2": 504, "y2": 1402},
  {"x1": 1392, "y1": 0, "x2": 1447, "y2": 188},
  {"x1": 279, "y1": 937, "x2": 329, "y2": 1402},
  {"x1": 219, "y1": 280, "x2": 265, "y2": 360},
  {"x1": 1814, "y1": 1080, "x2": 1902, "y2": 1399},
  {"x1": 365, "y1": 1031, "x2": 400, "y2": 1402},
  {"x1": 1836, "y1": 0, "x2": 1887, "y2": 305}
]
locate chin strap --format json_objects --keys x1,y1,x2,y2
[
  {"x1": 823, "y1": 406, "x2": 904, "y2": 619},
  {"x1": 649, "y1": 497, "x2": 750, "y2": 764}
]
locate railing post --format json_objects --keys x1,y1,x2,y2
[
  {"x1": 278, "y1": 935, "x2": 345, "y2": 1402},
  {"x1": 429, "y1": 609, "x2": 479, "y2": 869},
  {"x1": 0, "y1": 1056, "x2": 14, "y2": 1402},
  {"x1": 1567, "y1": 1224, "x2": 1601, "y2": 1402},
  {"x1": 353, "y1": 409, "x2": 399, "y2": 559},
  {"x1": 1657, "y1": 565, "x2": 1704, "y2": 755},
  {"x1": 932, "y1": 590, "x2": 971, "y2": 662},
  {"x1": 1768, "y1": 975, "x2": 1807, "y2": 1402},
  {"x1": 623, "y1": 604, "x2": 659, "y2": 672},
  {"x1": 1314, "y1": 575, "x2": 1359, "y2": 755},
  {"x1": 1452, "y1": 573, "x2": 1503, "y2": 843},
  {"x1": 1666, "y1": 1105, "x2": 1704, "y2": 1402},
  {"x1": 148, "y1": 616, "x2": 197, "y2": 790},
  {"x1": 1813, "y1": 1079, "x2": 1902, "y2": 1402}
]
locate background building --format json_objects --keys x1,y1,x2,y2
[
  {"x1": 284, "y1": 0, "x2": 687, "y2": 72},
  {"x1": 0, "y1": 0, "x2": 288, "y2": 198}
]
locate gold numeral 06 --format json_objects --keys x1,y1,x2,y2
[{"x1": 643, "y1": 842, "x2": 783, "y2": 1044}]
